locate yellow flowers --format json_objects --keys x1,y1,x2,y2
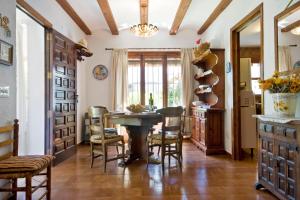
[{"x1": 259, "y1": 71, "x2": 300, "y2": 93}]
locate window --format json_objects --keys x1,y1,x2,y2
[
  {"x1": 127, "y1": 52, "x2": 182, "y2": 108},
  {"x1": 251, "y1": 63, "x2": 261, "y2": 95}
]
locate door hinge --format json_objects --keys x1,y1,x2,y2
[
  {"x1": 47, "y1": 110, "x2": 52, "y2": 119},
  {"x1": 47, "y1": 72, "x2": 52, "y2": 79}
]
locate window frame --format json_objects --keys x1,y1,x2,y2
[{"x1": 128, "y1": 51, "x2": 181, "y2": 107}]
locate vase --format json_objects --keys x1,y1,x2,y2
[{"x1": 272, "y1": 93, "x2": 297, "y2": 117}]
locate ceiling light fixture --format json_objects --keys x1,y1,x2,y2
[
  {"x1": 130, "y1": 23, "x2": 159, "y2": 37},
  {"x1": 291, "y1": 27, "x2": 300, "y2": 35}
]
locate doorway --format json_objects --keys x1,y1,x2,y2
[
  {"x1": 231, "y1": 4, "x2": 264, "y2": 160},
  {"x1": 16, "y1": 8, "x2": 46, "y2": 155}
]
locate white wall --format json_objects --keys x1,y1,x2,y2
[
  {"x1": 16, "y1": 9, "x2": 45, "y2": 155},
  {"x1": 86, "y1": 29, "x2": 198, "y2": 110},
  {"x1": 27, "y1": 0, "x2": 88, "y2": 143},
  {"x1": 200, "y1": 0, "x2": 290, "y2": 153}
]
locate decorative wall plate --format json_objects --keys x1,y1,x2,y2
[{"x1": 93, "y1": 65, "x2": 108, "y2": 80}]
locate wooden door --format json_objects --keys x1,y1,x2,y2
[{"x1": 51, "y1": 30, "x2": 77, "y2": 165}]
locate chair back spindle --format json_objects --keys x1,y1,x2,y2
[{"x1": 0, "y1": 119, "x2": 19, "y2": 160}]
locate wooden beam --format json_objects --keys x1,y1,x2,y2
[
  {"x1": 281, "y1": 20, "x2": 300, "y2": 32},
  {"x1": 17, "y1": 0, "x2": 53, "y2": 28},
  {"x1": 97, "y1": 0, "x2": 119, "y2": 35},
  {"x1": 56, "y1": 0, "x2": 92, "y2": 35},
  {"x1": 197, "y1": 0, "x2": 232, "y2": 35},
  {"x1": 169, "y1": 0, "x2": 192, "y2": 35},
  {"x1": 140, "y1": 0, "x2": 148, "y2": 24}
]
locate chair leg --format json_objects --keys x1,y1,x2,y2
[
  {"x1": 103, "y1": 144, "x2": 107, "y2": 172},
  {"x1": 116, "y1": 146, "x2": 119, "y2": 155},
  {"x1": 12, "y1": 178, "x2": 17, "y2": 200},
  {"x1": 90, "y1": 152, "x2": 94, "y2": 168},
  {"x1": 25, "y1": 175, "x2": 32, "y2": 200},
  {"x1": 146, "y1": 141, "x2": 149, "y2": 168},
  {"x1": 161, "y1": 146, "x2": 165, "y2": 175},
  {"x1": 122, "y1": 140, "x2": 125, "y2": 166},
  {"x1": 158, "y1": 146, "x2": 161, "y2": 156},
  {"x1": 46, "y1": 165, "x2": 51, "y2": 200},
  {"x1": 168, "y1": 145, "x2": 171, "y2": 167}
]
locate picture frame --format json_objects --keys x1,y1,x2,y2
[{"x1": 0, "y1": 40, "x2": 13, "y2": 66}]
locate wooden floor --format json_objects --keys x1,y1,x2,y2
[{"x1": 50, "y1": 141, "x2": 276, "y2": 200}]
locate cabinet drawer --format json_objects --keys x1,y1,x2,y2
[{"x1": 286, "y1": 128, "x2": 296, "y2": 139}]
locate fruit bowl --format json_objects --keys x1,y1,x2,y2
[{"x1": 126, "y1": 104, "x2": 145, "y2": 113}]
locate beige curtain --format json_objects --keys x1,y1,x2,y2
[
  {"x1": 181, "y1": 48, "x2": 194, "y2": 115},
  {"x1": 278, "y1": 46, "x2": 292, "y2": 72},
  {"x1": 111, "y1": 49, "x2": 128, "y2": 111}
]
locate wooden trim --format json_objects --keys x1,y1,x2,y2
[
  {"x1": 162, "y1": 55, "x2": 168, "y2": 107},
  {"x1": 56, "y1": 0, "x2": 92, "y2": 35},
  {"x1": 281, "y1": 20, "x2": 300, "y2": 32},
  {"x1": 169, "y1": 0, "x2": 192, "y2": 35},
  {"x1": 17, "y1": 0, "x2": 52, "y2": 28},
  {"x1": 128, "y1": 51, "x2": 180, "y2": 59},
  {"x1": 230, "y1": 3, "x2": 264, "y2": 160},
  {"x1": 274, "y1": 1, "x2": 300, "y2": 73},
  {"x1": 140, "y1": 55, "x2": 145, "y2": 105},
  {"x1": 140, "y1": 0, "x2": 148, "y2": 24},
  {"x1": 97, "y1": 0, "x2": 119, "y2": 35},
  {"x1": 197, "y1": 0, "x2": 232, "y2": 35}
]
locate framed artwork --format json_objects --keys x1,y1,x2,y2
[
  {"x1": 0, "y1": 40, "x2": 13, "y2": 66},
  {"x1": 93, "y1": 65, "x2": 108, "y2": 80}
]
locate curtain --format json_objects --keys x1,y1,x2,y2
[
  {"x1": 181, "y1": 48, "x2": 194, "y2": 115},
  {"x1": 278, "y1": 46, "x2": 292, "y2": 72},
  {"x1": 111, "y1": 49, "x2": 128, "y2": 111}
]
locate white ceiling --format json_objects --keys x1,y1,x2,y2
[{"x1": 67, "y1": 0, "x2": 222, "y2": 34}]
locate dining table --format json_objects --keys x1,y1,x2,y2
[{"x1": 109, "y1": 112, "x2": 162, "y2": 164}]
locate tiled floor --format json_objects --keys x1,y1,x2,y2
[{"x1": 50, "y1": 141, "x2": 276, "y2": 200}]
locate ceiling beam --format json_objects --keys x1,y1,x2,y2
[
  {"x1": 197, "y1": 0, "x2": 232, "y2": 35},
  {"x1": 17, "y1": 0, "x2": 52, "y2": 28},
  {"x1": 140, "y1": 0, "x2": 148, "y2": 24},
  {"x1": 281, "y1": 20, "x2": 300, "y2": 32},
  {"x1": 169, "y1": 0, "x2": 192, "y2": 35},
  {"x1": 97, "y1": 0, "x2": 119, "y2": 35},
  {"x1": 56, "y1": 0, "x2": 92, "y2": 35}
]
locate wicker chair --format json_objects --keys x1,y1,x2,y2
[
  {"x1": 89, "y1": 109, "x2": 126, "y2": 172},
  {"x1": 0, "y1": 119, "x2": 53, "y2": 200},
  {"x1": 147, "y1": 107, "x2": 184, "y2": 173}
]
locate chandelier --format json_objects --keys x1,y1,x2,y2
[{"x1": 130, "y1": 23, "x2": 159, "y2": 37}]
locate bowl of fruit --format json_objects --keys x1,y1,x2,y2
[{"x1": 126, "y1": 104, "x2": 146, "y2": 113}]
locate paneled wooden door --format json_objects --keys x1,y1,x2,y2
[{"x1": 49, "y1": 30, "x2": 77, "y2": 165}]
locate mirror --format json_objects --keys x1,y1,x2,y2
[{"x1": 275, "y1": 2, "x2": 300, "y2": 73}]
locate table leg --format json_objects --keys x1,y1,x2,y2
[{"x1": 124, "y1": 125, "x2": 151, "y2": 164}]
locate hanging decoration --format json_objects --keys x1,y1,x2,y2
[{"x1": 0, "y1": 14, "x2": 11, "y2": 37}]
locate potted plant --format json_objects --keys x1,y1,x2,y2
[{"x1": 259, "y1": 72, "x2": 300, "y2": 117}]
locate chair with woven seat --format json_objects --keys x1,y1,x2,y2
[
  {"x1": 88, "y1": 106, "x2": 118, "y2": 136},
  {"x1": 147, "y1": 107, "x2": 184, "y2": 173},
  {"x1": 90, "y1": 113, "x2": 126, "y2": 172},
  {"x1": 0, "y1": 119, "x2": 53, "y2": 200}
]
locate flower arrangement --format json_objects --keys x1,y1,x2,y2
[{"x1": 259, "y1": 71, "x2": 300, "y2": 93}]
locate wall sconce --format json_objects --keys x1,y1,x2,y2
[{"x1": 0, "y1": 14, "x2": 11, "y2": 37}]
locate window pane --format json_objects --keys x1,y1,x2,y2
[
  {"x1": 251, "y1": 79, "x2": 262, "y2": 95},
  {"x1": 167, "y1": 59, "x2": 182, "y2": 106},
  {"x1": 128, "y1": 60, "x2": 141, "y2": 105},
  {"x1": 251, "y1": 63, "x2": 260, "y2": 78},
  {"x1": 145, "y1": 59, "x2": 163, "y2": 109}
]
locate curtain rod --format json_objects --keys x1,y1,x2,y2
[{"x1": 105, "y1": 48, "x2": 181, "y2": 51}]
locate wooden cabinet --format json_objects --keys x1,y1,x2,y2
[
  {"x1": 257, "y1": 119, "x2": 300, "y2": 200},
  {"x1": 191, "y1": 107, "x2": 225, "y2": 155}
]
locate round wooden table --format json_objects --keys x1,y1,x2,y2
[{"x1": 110, "y1": 112, "x2": 162, "y2": 164}]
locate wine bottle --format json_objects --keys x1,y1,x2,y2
[{"x1": 149, "y1": 93, "x2": 154, "y2": 111}]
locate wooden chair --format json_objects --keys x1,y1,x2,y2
[
  {"x1": 88, "y1": 106, "x2": 118, "y2": 136},
  {"x1": 0, "y1": 119, "x2": 54, "y2": 200},
  {"x1": 90, "y1": 113, "x2": 126, "y2": 172},
  {"x1": 147, "y1": 107, "x2": 184, "y2": 173}
]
